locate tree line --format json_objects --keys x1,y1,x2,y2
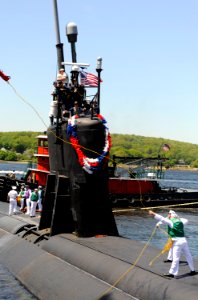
[{"x1": 0, "y1": 132, "x2": 198, "y2": 168}]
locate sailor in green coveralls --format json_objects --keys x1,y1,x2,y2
[
  {"x1": 149, "y1": 210, "x2": 196, "y2": 278},
  {"x1": 30, "y1": 188, "x2": 38, "y2": 218}
]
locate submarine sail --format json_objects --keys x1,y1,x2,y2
[{"x1": 39, "y1": 9, "x2": 118, "y2": 237}]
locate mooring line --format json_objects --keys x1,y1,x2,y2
[
  {"x1": 113, "y1": 201, "x2": 198, "y2": 214},
  {"x1": 96, "y1": 226, "x2": 157, "y2": 300}
]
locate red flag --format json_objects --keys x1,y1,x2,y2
[{"x1": 0, "y1": 70, "x2": 10, "y2": 81}]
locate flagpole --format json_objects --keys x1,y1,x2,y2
[
  {"x1": 157, "y1": 143, "x2": 165, "y2": 175},
  {"x1": 96, "y1": 57, "x2": 102, "y2": 114},
  {"x1": 157, "y1": 143, "x2": 170, "y2": 178}
]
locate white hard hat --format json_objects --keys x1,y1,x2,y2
[
  {"x1": 169, "y1": 210, "x2": 178, "y2": 217},
  {"x1": 12, "y1": 186, "x2": 17, "y2": 190}
]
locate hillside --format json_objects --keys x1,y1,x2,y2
[
  {"x1": 111, "y1": 134, "x2": 198, "y2": 167},
  {"x1": 0, "y1": 132, "x2": 198, "y2": 167}
]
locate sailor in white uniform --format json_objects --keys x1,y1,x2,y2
[
  {"x1": 149, "y1": 209, "x2": 196, "y2": 277},
  {"x1": 156, "y1": 210, "x2": 187, "y2": 262},
  {"x1": 37, "y1": 185, "x2": 43, "y2": 211},
  {"x1": 7, "y1": 186, "x2": 18, "y2": 216}
]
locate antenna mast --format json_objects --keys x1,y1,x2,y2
[{"x1": 52, "y1": 0, "x2": 64, "y2": 70}]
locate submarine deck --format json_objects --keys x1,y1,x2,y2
[{"x1": 0, "y1": 201, "x2": 197, "y2": 300}]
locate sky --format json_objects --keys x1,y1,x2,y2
[{"x1": 0, "y1": 0, "x2": 198, "y2": 144}]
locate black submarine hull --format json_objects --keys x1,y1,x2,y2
[{"x1": 0, "y1": 205, "x2": 197, "y2": 300}]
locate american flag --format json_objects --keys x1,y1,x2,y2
[
  {"x1": 162, "y1": 143, "x2": 170, "y2": 151},
  {"x1": 80, "y1": 71, "x2": 102, "y2": 87}
]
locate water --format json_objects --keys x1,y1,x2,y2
[
  {"x1": 0, "y1": 162, "x2": 29, "y2": 180},
  {"x1": 0, "y1": 162, "x2": 29, "y2": 172},
  {"x1": 162, "y1": 169, "x2": 198, "y2": 190},
  {"x1": 0, "y1": 264, "x2": 36, "y2": 300},
  {"x1": 0, "y1": 163, "x2": 198, "y2": 297}
]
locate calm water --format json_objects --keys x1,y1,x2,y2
[
  {"x1": 0, "y1": 162, "x2": 29, "y2": 172},
  {"x1": 162, "y1": 169, "x2": 198, "y2": 190},
  {"x1": 0, "y1": 163, "x2": 198, "y2": 297},
  {"x1": 0, "y1": 162, "x2": 30, "y2": 179},
  {"x1": 0, "y1": 264, "x2": 36, "y2": 300}
]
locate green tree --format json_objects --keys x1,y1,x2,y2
[
  {"x1": 4, "y1": 151, "x2": 17, "y2": 161},
  {"x1": 0, "y1": 150, "x2": 7, "y2": 160}
]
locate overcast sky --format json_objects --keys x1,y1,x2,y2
[{"x1": 1, "y1": 0, "x2": 198, "y2": 144}]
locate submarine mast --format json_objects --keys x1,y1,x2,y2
[{"x1": 52, "y1": 0, "x2": 64, "y2": 70}]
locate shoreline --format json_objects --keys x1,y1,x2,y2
[
  {"x1": 0, "y1": 160, "x2": 198, "y2": 171},
  {"x1": 170, "y1": 166, "x2": 198, "y2": 171},
  {"x1": 0, "y1": 160, "x2": 29, "y2": 164}
]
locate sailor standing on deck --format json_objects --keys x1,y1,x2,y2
[
  {"x1": 25, "y1": 185, "x2": 32, "y2": 215},
  {"x1": 156, "y1": 210, "x2": 187, "y2": 262},
  {"x1": 30, "y1": 188, "x2": 39, "y2": 217},
  {"x1": 37, "y1": 185, "x2": 43, "y2": 212},
  {"x1": 7, "y1": 186, "x2": 18, "y2": 216},
  {"x1": 19, "y1": 185, "x2": 26, "y2": 211},
  {"x1": 149, "y1": 210, "x2": 196, "y2": 277}
]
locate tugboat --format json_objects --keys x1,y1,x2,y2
[{"x1": 25, "y1": 134, "x2": 49, "y2": 186}]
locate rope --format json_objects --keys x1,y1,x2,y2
[
  {"x1": 96, "y1": 226, "x2": 157, "y2": 299},
  {"x1": 8, "y1": 81, "x2": 48, "y2": 128},
  {"x1": 149, "y1": 237, "x2": 173, "y2": 266},
  {"x1": 113, "y1": 201, "x2": 198, "y2": 214}
]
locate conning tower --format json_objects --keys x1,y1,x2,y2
[{"x1": 39, "y1": 13, "x2": 118, "y2": 237}]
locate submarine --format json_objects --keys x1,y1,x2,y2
[{"x1": 0, "y1": 1, "x2": 197, "y2": 299}]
